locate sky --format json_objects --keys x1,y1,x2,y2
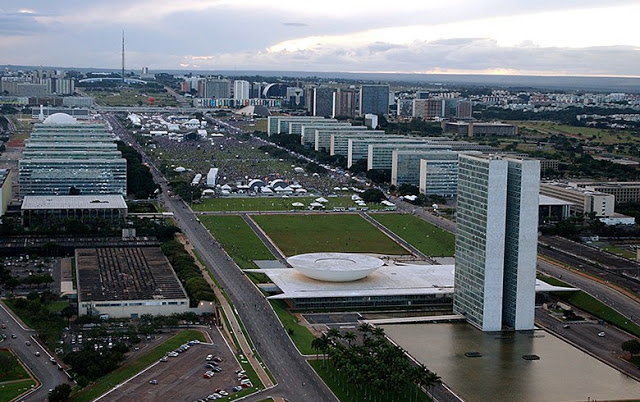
[{"x1": 2, "y1": 0, "x2": 640, "y2": 77}]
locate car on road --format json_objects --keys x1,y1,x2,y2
[
  {"x1": 149, "y1": 379, "x2": 158, "y2": 385},
  {"x1": 215, "y1": 389, "x2": 228, "y2": 396},
  {"x1": 35, "y1": 351, "x2": 40, "y2": 357},
  {"x1": 25, "y1": 341, "x2": 31, "y2": 346},
  {"x1": 598, "y1": 331, "x2": 606, "y2": 337},
  {"x1": 1, "y1": 323, "x2": 5, "y2": 329},
  {"x1": 159, "y1": 357, "x2": 168, "y2": 362},
  {"x1": 50, "y1": 357, "x2": 56, "y2": 364},
  {"x1": 207, "y1": 393, "x2": 221, "y2": 400},
  {"x1": 11, "y1": 334, "x2": 16, "y2": 339},
  {"x1": 563, "y1": 324, "x2": 570, "y2": 329}
]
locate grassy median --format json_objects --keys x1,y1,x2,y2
[{"x1": 371, "y1": 213, "x2": 455, "y2": 257}]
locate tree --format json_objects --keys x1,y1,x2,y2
[
  {"x1": 361, "y1": 188, "x2": 384, "y2": 203},
  {"x1": 0, "y1": 353, "x2": 18, "y2": 376},
  {"x1": 342, "y1": 331, "x2": 356, "y2": 346},
  {"x1": 622, "y1": 339, "x2": 640, "y2": 359},
  {"x1": 48, "y1": 383, "x2": 72, "y2": 402}
]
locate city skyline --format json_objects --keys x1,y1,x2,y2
[{"x1": 1, "y1": 0, "x2": 640, "y2": 77}]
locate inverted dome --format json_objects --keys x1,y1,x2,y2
[
  {"x1": 43, "y1": 113, "x2": 78, "y2": 125},
  {"x1": 288, "y1": 252, "x2": 383, "y2": 282}
]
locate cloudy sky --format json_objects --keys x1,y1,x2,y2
[{"x1": 2, "y1": 0, "x2": 640, "y2": 76}]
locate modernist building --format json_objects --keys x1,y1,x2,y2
[
  {"x1": 454, "y1": 154, "x2": 540, "y2": 331},
  {"x1": 392, "y1": 150, "x2": 463, "y2": 187},
  {"x1": 540, "y1": 182, "x2": 615, "y2": 217},
  {"x1": 359, "y1": 84, "x2": 390, "y2": 116},
  {"x1": 204, "y1": 78, "x2": 231, "y2": 99},
  {"x1": 267, "y1": 116, "x2": 328, "y2": 136},
  {"x1": 442, "y1": 122, "x2": 518, "y2": 137},
  {"x1": 233, "y1": 80, "x2": 250, "y2": 101},
  {"x1": 335, "y1": 89, "x2": 356, "y2": 118},
  {"x1": 76, "y1": 247, "x2": 190, "y2": 318},
  {"x1": 21, "y1": 194, "x2": 128, "y2": 226},
  {"x1": 413, "y1": 98, "x2": 445, "y2": 119},
  {"x1": 572, "y1": 181, "x2": 640, "y2": 205},
  {"x1": 419, "y1": 155, "x2": 460, "y2": 197},
  {"x1": 311, "y1": 87, "x2": 336, "y2": 117},
  {"x1": 0, "y1": 169, "x2": 13, "y2": 217},
  {"x1": 19, "y1": 113, "x2": 127, "y2": 197}
]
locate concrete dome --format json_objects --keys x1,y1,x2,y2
[
  {"x1": 43, "y1": 113, "x2": 78, "y2": 125},
  {"x1": 288, "y1": 253, "x2": 383, "y2": 282}
]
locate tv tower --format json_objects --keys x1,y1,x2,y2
[{"x1": 121, "y1": 31, "x2": 125, "y2": 83}]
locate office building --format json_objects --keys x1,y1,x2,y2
[
  {"x1": 267, "y1": 116, "x2": 327, "y2": 136},
  {"x1": 204, "y1": 78, "x2": 231, "y2": 99},
  {"x1": 19, "y1": 113, "x2": 126, "y2": 197},
  {"x1": 413, "y1": 98, "x2": 445, "y2": 119},
  {"x1": 454, "y1": 154, "x2": 540, "y2": 331},
  {"x1": 312, "y1": 87, "x2": 336, "y2": 117},
  {"x1": 286, "y1": 87, "x2": 304, "y2": 108},
  {"x1": 0, "y1": 169, "x2": 13, "y2": 217},
  {"x1": 335, "y1": 89, "x2": 356, "y2": 118},
  {"x1": 456, "y1": 100, "x2": 473, "y2": 119},
  {"x1": 76, "y1": 247, "x2": 190, "y2": 318},
  {"x1": 418, "y1": 155, "x2": 461, "y2": 197},
  {"x1": 572, "y1": 181, "x2": 640, "y2": 205},
  {"x1": 233, "y1": 80, "x2": 250, "y2": 101},
  {"x1": 21, "y1": 194, "x2": 128, "y2": 226},
  {"x1": 443, "y1": 122, "x2": 518, "y2": 137},
  {"x1": 539, "y1": 182, "x2": 615, "y2": 216},
  {"x1": 359, "y1": 84, "x2": 390, "y2": 116},
  {"x1": 397, "y1": 99, "x2": 414, "y2": 117},
  {"x1": 392, "y1": 150, "x2": 461, "y2": 186}
]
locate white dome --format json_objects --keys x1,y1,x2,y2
[
  {"x1": 288, "y1": 253, "x2": 383, "y2": 282},
  {"x1": 187, "y1": 118, "x2": 200, "y2": 124},
  {"x1": 43, "y1": 113, "x2": 78, "y2": 125}
]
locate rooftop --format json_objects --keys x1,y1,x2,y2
[
  {"x1": 76, "y1": 247, "x2": 187, "y2": 302},
  {"x1": 258, "y1": 259, "x2": 574, "y2": 300},
  {"x1": 22, "y1": 195, "x2": 128, "y2": 210}
]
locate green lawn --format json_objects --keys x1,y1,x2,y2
[
  {"x1": 371, "y1": 213, "x2": 455, "y2": 257},
  {"x1": 85, "y1": 88, "x2": 179, "y2": 107},
  {"x1": 192, "y1": 196, "x2": 383, "y2": 212},
  {"x1": 601, "y1": 245, "x2": 636, "y2": 260},
  {"x1": 253, "y1": 214, "x2": 407, "y2": 256},
  {"x1": 0, "y1": 350, "x2": 30, "y2": 382},
  {"x1": 69, "y1": 330, "x2": 205, "y2": 402},
  {"x1": 0, "y1": 379, "x2": 37, "y2": 402},
  {"x1": 308, "y1": 360, "x2": 430, "y2": 402},
  {"x1": 270, "y1": 300, "x2": 316, "y2": 355},
  {"x1": 537, "y1": 274, "x2": 640, "y2": 337},
  {"x1": 514, "y1": 121, "x2": 637, "y2": 145},
  {"x1": 200, "y1": 215, "x2": 275, "y2": 268}
]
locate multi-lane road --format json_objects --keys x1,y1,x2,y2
[
  {"x1": 0, "y1": 302, "x2": 69, "y2": 401},
  {"x1": 106, "y1": 113, "x2": 337, "y2": 401}
]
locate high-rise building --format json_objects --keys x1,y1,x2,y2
[
  {"x1": 312, "y1": 87, "x2": 336, "y2": 117},
  {"x1": 456, "y1": 100, "x2": 473, "y2": 119},
  {"x1": 413, "y1": 98, "x2": 445, "y2": 119},
  {"x1": 359, "y1": 84, "x2": 390, "y2": 116},
  {"x1": 204, "y1": 78, "x2": 231, "y2": 99},
  {"x1": 453, "y1": 154, "x2": 540, "y2": 332},
  {"x1": 233, "y1": 80, "x2": 250, "y2": 101},
  {"x1": 335, "y1": 89, "x2": 356, "y2": 118}
]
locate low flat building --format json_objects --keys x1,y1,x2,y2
[
  {"x1": 22, "y1": 195, "x2": 127, "y2": 226},
  {"x1": 443, "y1": 121, "x2": 518, "y2": 137},
  {"x1": 76, "y1": 247, "x2": 189, "y2": 318},
  {"x1": 540, "y1": 182, "x2": 615, "y2": 217},
  {"x1": 538, "y1": 194, "x2": 573, "y2": 222},
  {"x1": 572, "y1": 181, "x2": 640, "y2": 205}
]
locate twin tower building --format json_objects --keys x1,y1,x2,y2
[{"x1": 453, "y1": 154, "x2": 541, "y2": 332}]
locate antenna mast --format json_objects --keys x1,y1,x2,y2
[{"x1": 122, "y1": 31, "x2": 125, "y2": 83}]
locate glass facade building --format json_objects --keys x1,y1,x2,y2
[
  {"x1": 359, "y1": 84, "x2": 390, "y2": 116},
  {"x1": 453, "y1": 154, "x2": 540, "y2": 331}
]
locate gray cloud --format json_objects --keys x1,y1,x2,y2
[
  {"x1": 0, "y1": 10, "x2": 51, "y2": 35},
  {"x1": 283, "y1": 22, "x2": 308, "y2": 27}
]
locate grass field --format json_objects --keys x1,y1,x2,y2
[
  {"x1": 192, "y1": 196, "x2": 383, "y2": 212},
  {"x1": 537, "y1": 274, "x2": 640, "y2": 337},
  {"x1": 371, "y1": 213, "x2": 455, "y2": 257},
  {"x1": 270, "y1": 300, "x2": 316, "y2": 355},
  {"x1": 200, "y1": 215, "x2": 274, "y2": 268},
  {"x1": 308, "y1": 360, "x2": 430, "y2": 402},
  {"x1": 515, "y1": 121, "x2": 637, "y2": 145},
  {"x1": 0, "y1": 379, "x2": 37, "y2": 402},
  {"x1": 85, "y1": 88, "x2": 179, "y2": 107},
  {"x1": 601, "y1": 245, "x2": 636, "y2": 260},
  {"x1": 69, "y1": 330, "x2": 205, "y2": 402},
  {"x1": 0, "y1": 350, "x2": 30, "y2": 382},
  {"x1": 252, "y1": 214, "x2": 407, "y2": 256}
]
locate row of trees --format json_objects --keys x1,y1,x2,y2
[
  {"x1": 311, "y1": 324, "x2": 440, "y2": 400},
  {"x1": 161, "y1": 240, "x2": 216, "y2": 306}
]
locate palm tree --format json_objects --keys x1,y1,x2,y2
[
  {"x1": 342, "y1": 330, "x2": 356, "y2": 346},
  {"x1": 327, "y1": 327, "x2": 342, "y2": 342},
  {"x1": 358, "y1": 322, "x2": 373, "y2": 334},
  {"x1": 312, "y1": 333, "x2": 330, "y2": 367},
  {"x1": 372, "y1": 327, "x2": 385, "y2": 338}
]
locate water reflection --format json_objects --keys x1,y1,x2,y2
[{"x1": 382, "y1": 323, "x2": 640, "y2": 402}]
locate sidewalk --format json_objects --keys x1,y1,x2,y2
[{"x1": 176, "y1": 234, "x2": 274, "y2": 389}]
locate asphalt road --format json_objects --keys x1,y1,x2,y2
[
  {"x1": 107, "y1": 113, "x2": 337, "y2": 402},
  {"x1": 0, "y1": 302, "x2": 69, "y2": 402}
]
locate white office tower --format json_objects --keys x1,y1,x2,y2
[
  {"x1": 233, "y1": 80, "x2": 250, "y2": 101},
  {"x1": 453, "y1": 154, "x2": 540, "y2": 331}
]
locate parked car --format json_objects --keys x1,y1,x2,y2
[
  {"x1": 149, "y1": 380, "x2": 158, "y2": 385},
  {"x1": 598, "y1": 331, "x2": 606, "y2": 337},
  {"x1": 159, "y1": 357, "x2": 168, "y2": 362},
  {"x1": 35, "y1": 351, "x2": 40, "y2": 357},
  {"x1": 232, "y1": 386, "x2": 243, "y2": 392}
]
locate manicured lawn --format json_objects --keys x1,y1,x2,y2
[
  {"x1": 85, "y1": 88, "x2": 179, "y2": 107},
  {"x1": 537, "y1": 274, "x2": 640, "y2": 337},
  {"x1": 200, "y1": 215, "x2": 275, "y2": 268},
  {"x1": 371, "y1": 213, "x2": 455, "y2": 257},
  {"x1": 601, "y1": 245, "x2": 636, "y2": 260},
  {"x1": 514, "y1": 121, "x2": 637, "y2": 145},
  {"x1": 270, "y1": 300, "x2": 315, "y2": 355},
  {"x1": 0, "y1": 379, "x2": 37, "y2": 402},
  {"x1": 192, "y1": 196, "x2": 383, "y2": 212},
  {"x1": 253, "y1": 214, "x2": 407, "y2": 256},
  {"x1": 69, "y1": 330, "x2": 205, "y2": 402},
  {"x1": 0, "y1": 350, "x2": 30, "y2": 382},
  {"x1": 308, "y1": 360, "x2": 430, "y2": 402}
]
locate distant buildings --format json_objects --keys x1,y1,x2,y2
[
  {"x1": 540, "y1": 182, "x2": 615, "y2": 217},
  {"x1": 233, "y1": 80, "x2": 250, "y2": 101},
  {"x1": 312, "y1": 87, "x2": 336, "y2": 117},
  {"x1": 0, "y1": 169, "x2": 12, "y2": 217},
  {"x1": 359, "y1": 84, "x2": 390, "y2": 116},
  {"x1": 335, "y1": 89, "x2": 356, "y2": 118},
  {"x1": 443, "y1": 122, "x2": 518, "y2": 137},
  {"x1": 454, "y1": 154, "x2": 540, "y2": 331},
  {"x1": 204, "y1": 78, "x2": 231, "y2": 99}
]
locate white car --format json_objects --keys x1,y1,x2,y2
[{"x1": 598, "y1": 331, "x2": 606, "y2": 337}]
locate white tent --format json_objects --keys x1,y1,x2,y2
[
  {"x1": 310, "y1": 202, "x2": 325, "y2": 208},
  {"x1": 295, "y1": 188, "x2": 307, "y2": 193},
  {"x1": 292, "y1": 202, "x2": 305, "y2": 207},
  {"x1": 315, "y1": 197, "x2": 328, "y2": 203}
]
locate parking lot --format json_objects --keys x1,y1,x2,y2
[{"x1": 100, "y1": 333, "x2": 249, "y2": 401}]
